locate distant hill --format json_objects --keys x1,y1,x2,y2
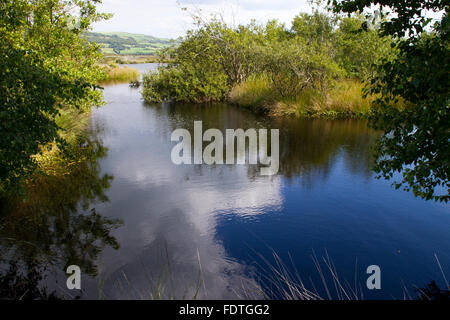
[{"x1": 85, "y1": 32, "x2": 176, "y2": 55}]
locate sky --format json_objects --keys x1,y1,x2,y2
[{"x1": 92, "y1": 0, "x2": 313, "y2": 39}]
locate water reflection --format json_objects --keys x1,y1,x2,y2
[
  {"x1": 0, "y1": 130, "x2": 122, "y2": 299},
  {"x1": 100, "y1": 208, "x2": 262, "y2": 299},
  {"x1": 148, "y1": 102, "x2": 376, "y2": 183},
  {"x1": 82, "y1": 79, "x2": 381, "y2": 299},
  {"x1": 276, "y1": 118, "x2": 376, "y2": 183}
]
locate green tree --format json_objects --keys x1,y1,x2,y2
[
  {"x1": 257, "y1": 37, "x2": 342, "y2": 97},
  {"x1": 335, "y1": 16, "x2": 394, "y2": 79},
  {"x1": 331, "y1": 0, "x2": 449, "y2": 201},
  {"x1": 142, "y1": 19, "x2": 262, "y2": 103},
  {"x1": 291, "y1": 11, "x2": 335, "y2": 44},
  {"x1": 142, "y1": 22, "x2": 230, "y2": 103},
  {"x1": 0, "y1": 0, "x2": 109, "y2": 192}
]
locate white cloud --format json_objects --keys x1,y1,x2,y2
[{"x1": 93, "y1": 0, "x2": 311, "y2": 38}]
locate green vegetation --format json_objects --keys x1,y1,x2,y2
[
  {"x1": 84, "y1": 31, "x2": 175, "y2": 55},
  {"x1": 102, "y1": 65, "x2": 139, "y2": 83},
  {"x1": 230, "y1": 77, "x2": 376, "y2": 118},
  {"x1": 0, "y1": 0, "x2": 108, "y2": 194},
  {"x1": 332, "y1": 0, "x2": 449, "y2": 202},
  {"x1": 0, "y1": 1, "x2": 123, "y2": 297},
  {"x1": 142, "y1": 10, "x2": 393, "y2": 116}
]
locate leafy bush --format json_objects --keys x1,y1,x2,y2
[
  {"x1": 335, "y1": 16, "x2": 395, "y2": 79},
  {"x1": 0, "y1": 0, "x2": 108, "y2": 192},
  {"x1": 142, "y1": 63, "x2": 229, "y2": 103},
  {"x1": 142, "y1": 19, "x2": 263, "y2": 103},
  {"x1": 257, "y1": 37, "x2": 343, "y2": 97}
]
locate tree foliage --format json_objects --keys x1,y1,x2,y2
[
  {"x1": 142, "y1": 19, "x2": 264, "y2": 103},
  {"x1": 0, "y1": 0, "x2": 108, "y2": 192},
  {"x1": 335, "y1": 16, "x2": 395, "y2": 78},
  {"x1": 291, "y1": 11, "x2": 335, "y2": 44},
  {"x1": 257, "y1": 37, "x2": 342, "y2": 97},
  {"x1": 332, "y1": 0, "x2": 449, "y2": 201},
  {"x1": 142, "y1": 11, "x2": 391, "y2": 104}
]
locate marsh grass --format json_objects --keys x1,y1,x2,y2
[
  {"x1": 110, "y1": 253, "x2": 204, "y2": 300},
  {"x1": 253, "y1": 249, "x2": 450, "y2": 300},
  {"x1": 32, "y1": 108, "x2": 91, "y2": 174},
  {"x1": 55, "y1": 108, "x2": 90, "y2": 143},
  {"x1": 325, "y1": 80, "x2": 375, "y2": 116},
  {"x1": 408, "y1": 254, "x2": 450, "y2": 300},
  {"x1": 94, "y1": 247, "x2": 263, "y2": 300},
  {"x1": 252, "y1": 249, "x2": 364, "y2": 300},
  {"x1": 229, "y1": 75, "x2": 276, "y2": 112},
  {"x1": 101, "y1": 65, "x2": 139, "y2": 83},
  {"x1": 97, "y1": 249, "x2": 448, "y2": 300},
  {"x1": 229, "y1": 77, "x2": 380, "y2": 118}
]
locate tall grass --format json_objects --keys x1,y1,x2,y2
[
  {"x1": 229, "y1": 75, "x2": 276, "y2": 112},
  {"x1": 253, "y1": 249, "x2": 363, "y2": 300},
  {"x1": 250, "y1": 249, "x2": 448, "y2": 300},
  {"x1": 229, "y1": 77, "x2": 378, "y2": 118},
  {"x1": 325, "y1": 80, "x2": 376, "y2": 116},
  {"x1": 95, "y1": 247, "x2": 263, "y2": 300},
  {"x1": 92, "y1": 249, "x2": 448, "y2": 300},
  {"x1": 102, "y1": 65, "x2": 139, "y2": 83}
]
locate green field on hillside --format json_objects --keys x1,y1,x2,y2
[{"x1": 85, "y1": 31, "x2": 176, "y2": 55}]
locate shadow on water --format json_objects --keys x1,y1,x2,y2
[{"x1": 0, "y1": 129, "x2": 122, "y2": 299}]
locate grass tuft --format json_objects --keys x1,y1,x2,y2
[
  {"x1": 230, "y1": 77, "x2": 380, "y2": 119},
  {"x1": 229, "y1": 75, "x2": 276, "y2": 112},
  {"x1": 102, "y1": 65, "x2": 139, "y2": 83}
]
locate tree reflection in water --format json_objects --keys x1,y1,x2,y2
[
  {"x1": 151, "y1": 102, "x2": 378, "y2": 184},
  {"x1": 0, "y1": 132, "x2": 122, "y2": 299}
]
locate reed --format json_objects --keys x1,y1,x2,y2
[
  {"x1": 229, "y1": 77, "x2": 379, "y2": 118},
  {"x1": 229, "y1": 75, "x2": 276, "y2": 112},
  {"x1": 102, "y1": 65, "x2": 139, "y2": 83}
]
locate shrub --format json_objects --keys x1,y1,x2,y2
[
  {"x1": 142, "y1": 64, "x2": 229, "y2": 103},
  {"x1": 257, "y1": 38, "x2": 343, "y2": 98}
]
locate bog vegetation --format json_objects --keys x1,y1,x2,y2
[
  {"x1": 142, "y1": 9, "x2": 395, "y2": 118},
  {"x1": 102, "y1": 64, "x2": 139, "y2": 83}
]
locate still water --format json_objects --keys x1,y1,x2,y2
[{"x1": 1, "y1": 64, "x2": 449, "y2": 299}]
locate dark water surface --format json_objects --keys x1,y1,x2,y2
[{"x1": 1, "y1": 64, "x2": 449, "y2": 299}]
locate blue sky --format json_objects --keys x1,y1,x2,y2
[{"x1": 92, "y1": 0, "x2": 312, "y2": 39}]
